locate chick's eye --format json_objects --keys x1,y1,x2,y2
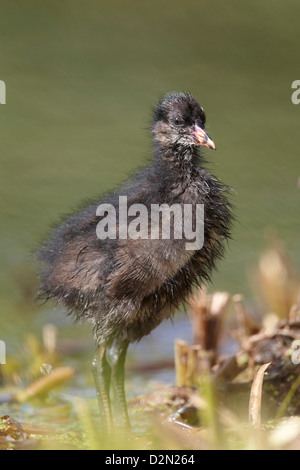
[{"x1": 173, "y1": 117, "x2": 183, "y2": 126}]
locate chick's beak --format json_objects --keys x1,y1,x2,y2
[{"x1": 191, "y1": 123, "x2": 216, "y2": 150}]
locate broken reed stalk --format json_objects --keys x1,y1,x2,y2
[
  {"x1": 249, "y1": 362, "x2": 272, "y2": 429},
  {"x1": 174, "y1": 340, "x2": 211, "y2": 387},
  {"x1": 189, "y1": 289, "x2": 230, "y2": 363},
  {"x1": 174, "y1": 340, "x2": 189, "y2": 387},
  {"x1": 42, "y1": 323, "x2": 57, "y2": 355},
  {"x1": 186, "y1": 345, "x2": 201, "y2": 386},
  {"x1": 174, "y1": 289, "x2": 231, "y2": 387},
  {"x1": 16, "y1": 367, "x2": 75, "y2": 403}
]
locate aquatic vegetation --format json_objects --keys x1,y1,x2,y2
[{"x1": 0, "y1": 240, "x2": 299, "y2": 450}]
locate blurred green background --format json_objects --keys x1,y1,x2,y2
[{"x1": 0, "y1": 0, "x2": 299, "y2": 336}]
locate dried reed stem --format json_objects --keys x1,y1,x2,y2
[{"x1": 249, "y1": 362, "x2": 272, "y2": 429}]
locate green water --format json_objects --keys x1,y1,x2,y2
[{"x1": 0, "y1": 0, "x2": 299, "y2": 336}]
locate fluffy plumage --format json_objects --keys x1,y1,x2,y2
[{"x1": 37, "y1": 92, "x2": 233, "y2": 347}]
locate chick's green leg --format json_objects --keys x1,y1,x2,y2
[
  {"x1": 108, "y1": 339, "x2": 130, "y2": 428},
  {"x1": 92, "y1": 345, "x2": 112, "y2": 431}
]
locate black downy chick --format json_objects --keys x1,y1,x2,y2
[{"x1": 37, "y1": 92, "x2": 233, "y2": 429}]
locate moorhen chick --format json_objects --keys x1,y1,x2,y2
[{"x1": 37, "y1": 92, "x2": 233, "y2": 429}]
